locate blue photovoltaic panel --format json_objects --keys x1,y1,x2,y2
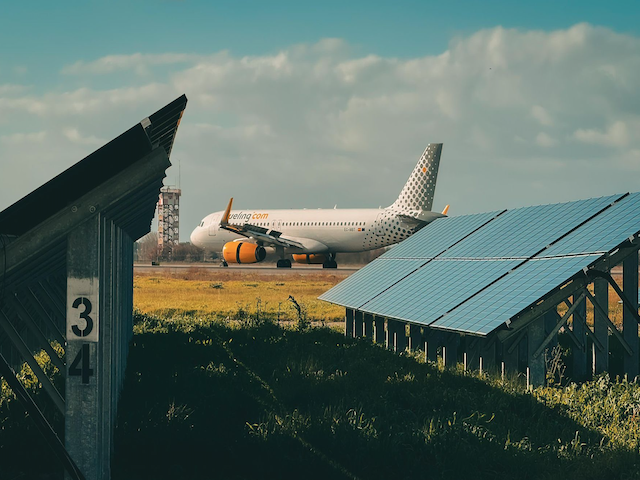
[
  {"x1": 360, "y1": 258, "x2": 520, "y2": 325},
  {"x1": 542, "y1": 192, "x2": 640, "y2": 257},
  {"x1": 441, "y1": 194, "x2": 621, "y2": 259},
  {"x1": 431, "y1": 254, "x2": 601, "y2": 335},
  {"x1": 381, "y1": 211, "x2": 502, "y2": 260},
  {"x1": 318, "y1": 259, "x2": 425, "y2": 309}
]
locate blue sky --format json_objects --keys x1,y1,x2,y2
[{"x1": 1, "y1": 1, "x2": 639, "y2": 240}]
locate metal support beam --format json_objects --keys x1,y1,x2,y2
[
  {"x1": 373, "y1": 316, "x2": 385, "y2": 344},
  {"x1": 586, "y1": 289, "x2": 632, "y2": 356},
  {"x1": 363, "y1": 313, "x2": 374, "y2": 339},
  {"x1": 396, "y1": 322, "x2": 407, "y2": 353},
  {"x1": 532, "y1": 293, "x2": 586, "y2": 359},
  {"x1": 0, "y1": 310, "x2": 65, "y2": 413},
  {"x1": 592, "y1": 280, "x2": 609, "y2": 374},
  {"x1": 443, "y1": 334, "x2": 459, "y2": 367},
  {"x1": 623, "y1": 253, "x2": 639, "y2": 378},
  {"x1": 568, "y1": 295, "x2": 588, "y2": 381},
  {"x1": 344, "y1": 309, "x2": 354, "y2": 338},
  {"x1": 354, "y1": 310, "x2": 364, "y2": 338},
  {"x1": 409, "y1": 324, "x2": 422, "y2": 351},
  {"x1": 65, "y1": 215, "x2": 108, "y2": 480},
  {"x1": 527, "y1": 316, "x2": 546, "y2": 387},
  {"x1": 0, "y1": 353, "x2": 85, "y2": 480}
]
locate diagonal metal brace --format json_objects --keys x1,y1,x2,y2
[
  {"x1": 588, "y1": 269, "x2": 640, "y2": 326},
  {"x1": 533, "y1": 292, "x2": 586, "y2": 359},
  {"x1": 0, "y1": 310, "x2": 64, "y2": 413},
  {"x1": 585, "y1": 289, "x2": 633, "y2": 356},
  {"x1": 0, "y1": 352, "x2": 85, "y2": 480},
  {"x1": 559, "y1": 307, "x2": 584, "y2": 350}
]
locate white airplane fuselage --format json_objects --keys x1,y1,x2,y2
[
  {"x1": 189, "y1": 143, "x2": 445, "y2": 266},
  {"x1": 190, "y1": 207, "x2": 443, "y2": 254}
]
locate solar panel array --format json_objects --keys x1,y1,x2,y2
[{"x1": 319, "y1": 192, "x2": 640, "y2": 336}]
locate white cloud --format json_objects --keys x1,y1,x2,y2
[
  {"x1": 2, "y1": 23, "x2": 640, "y2": 241},
  {"x1": 573, "y1": 121, "x2": 630, "y2": 147},
  {"x1": 61, "y1": 53, "x2": 202, "y2": 75},
  {"x1": 536, "y1": 132, "x2": 557, "y2": 147}
]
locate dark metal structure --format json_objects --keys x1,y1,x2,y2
[
  {"x1": 0, "y1": 94, "x2": 187, "y2": 479},
  {"x1": 321, "y1": 193, "x2": 640, "y2": 386}
]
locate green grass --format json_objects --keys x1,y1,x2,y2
[
  {"x1": 112, "y1": 312, "x2": 640, "y2": 480},
  {"x1": 3, "y1": 313, "x2": 640, "y2": 479}
]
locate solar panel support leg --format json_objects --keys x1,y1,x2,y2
[
  {"x1": 344, "y1": 309, "x2": 354, "y2": 338},
  {"x1": 464, "y1": 339, "x2": 480, "y2": 371},
  {"x1": 622, "y1": 253, "x2": 639, "y2": 380},
  {"x1": 423, "y1": 328, "x2": 440, "y2": 362},
  {"x1": 479, "y1": 337, "x2": 496, "y2": 374},
  {"x1": 409, "y1": 324, "x2": 422, "y2": 351},
  {"x1": 569, "y1": 295, "x2": 588, "y2": 381},
  {"x1": 527, "y1": 316, "x2": 545, "y2": 387},
  {"x1": 592, "y1": 278, "x2": 609, "y2": 375},
  {"x1": 354, "y1": 311, "x2": 364, "y2": 338},
  {"x1": 363, "y1": 313, "x2": 374, "y2": 340},
  {"x1": 443, "y1": 334, "x2": 459, "y2": 368},
  {"x1": 373, "y1": 316, "x2": 385, "y2": 344},
  {"x1": 395, "y1": 321, "x2": 407, "y2": 353},
  {"x1": 385, "y1": 319, "x2": 395, "y2": 350}
]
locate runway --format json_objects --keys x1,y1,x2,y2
[{"x1": 134, "y1": 263, "x2": 362, "y2": 276}]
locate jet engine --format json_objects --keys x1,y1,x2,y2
[
  {"x1": 292, "y1": 254, "x2": 326, "y2": 264},
  {"x1": 223, "y1": 242, "x2": 267, "y2": 264}
]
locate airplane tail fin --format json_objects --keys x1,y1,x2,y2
[{"x1": 389, "y1": 143, "x2": 442, "y2": 212}]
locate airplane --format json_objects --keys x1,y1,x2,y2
[{"x1": 190, "y1": 143, "x2": 448, "y2": 268}]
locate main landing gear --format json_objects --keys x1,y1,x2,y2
[
  {"x1": 221, "y1": 259, "x2": 228, "y2": 267},
  {"x1": 276, "y1": 246, "x2": 291, "y2": 268},
  {"x1": 323, "y1": 253, "x2": 337, "y2": 269}
]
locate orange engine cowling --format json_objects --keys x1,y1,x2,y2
[
  {"x1": 223, "y1": 242, "x2": 267, "y2": 264},
  {"x1": 292, "y1": 254, "x2": 326, "y2": 264}
]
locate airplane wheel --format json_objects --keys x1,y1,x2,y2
[
  {"x1": 323, "y1": 260, "x2": 337, "y2": 269},
  {"x1": 277, "y1": 259, "x2": 292, "y2": 268},
  {"x1": 221, "y1": 260, "x2": 228, "y2": 267}
]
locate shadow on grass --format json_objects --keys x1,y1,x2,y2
[{"x1": 113, "y1": 316, "x2": 639, "y2": 480}]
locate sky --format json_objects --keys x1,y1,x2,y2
[{"x1": 1, "y1": 1, "x2": 639, "y2": 241}]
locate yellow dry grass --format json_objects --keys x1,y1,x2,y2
[{"x1": 133, "y1": 268, "x2": 347, "y2": 323}]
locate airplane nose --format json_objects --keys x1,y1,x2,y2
[{"x1": 190, "y1": 227, "x2": 200, "y2": 246}]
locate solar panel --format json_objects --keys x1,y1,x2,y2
[
  {"x1": 542, "y1": 192, "x2": 640, "y2": 257},
  {"x1": 381, "y1": 210, "x2": 502, "y2": 259},
  {"x1": 441, "y1": 194, "x2": 622, "y2": 259},
  {"x1": 317, "y1": 259, "x2": 425, "y2": 309},
  {"x1": 359, "y1": 258, "x2": 520, "y2": 325},
  {"x1": 430, "y1": 254, "x2": 601, "y2": 335}
]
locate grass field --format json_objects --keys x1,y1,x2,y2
[
  {"x1": 134, "y1": 268, "x2": 347, "y2": 324},
  {"x1": 3, "y1": 272, "x2": 640, "y2": 479}
]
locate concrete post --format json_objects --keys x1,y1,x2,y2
[
  {"x1": 374, "y1": 316, "x2": 385, "y2": 344},
  {"x1": 354, "y1": 311, "x2": 364, "y2": 338},
  {"x1": 527, "y1": 316, "x2": 546, "y2": 387},
  {"x1": 409, "y1": 324, "x2": 422, "y2": 352},
  {"x1": 65, "y1": 215, "x2": 109, "y2": 480},
  {"x1": 593, "y1": 278, "x2": 609, "y2": 375},
  {"x1": 363, "y1": 313, "x2": 374, "y2": 340},
  {"x1": 571, "y1": 295, "x2": 588, "y2": 381},
  {"x1": 623, "y1": 253, "x2": 639, "y2": 379},
  {"x1": 345, "y1": 309, "x2": 354, "y2": 338}
]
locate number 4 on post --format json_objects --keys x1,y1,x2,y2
[{"x1": 69, "y1": 343, "x2": 93, "y2": 384}]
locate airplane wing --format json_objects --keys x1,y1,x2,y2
[{"x1": 219, "y1": 198, "x2": 305, "y2": 249}]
